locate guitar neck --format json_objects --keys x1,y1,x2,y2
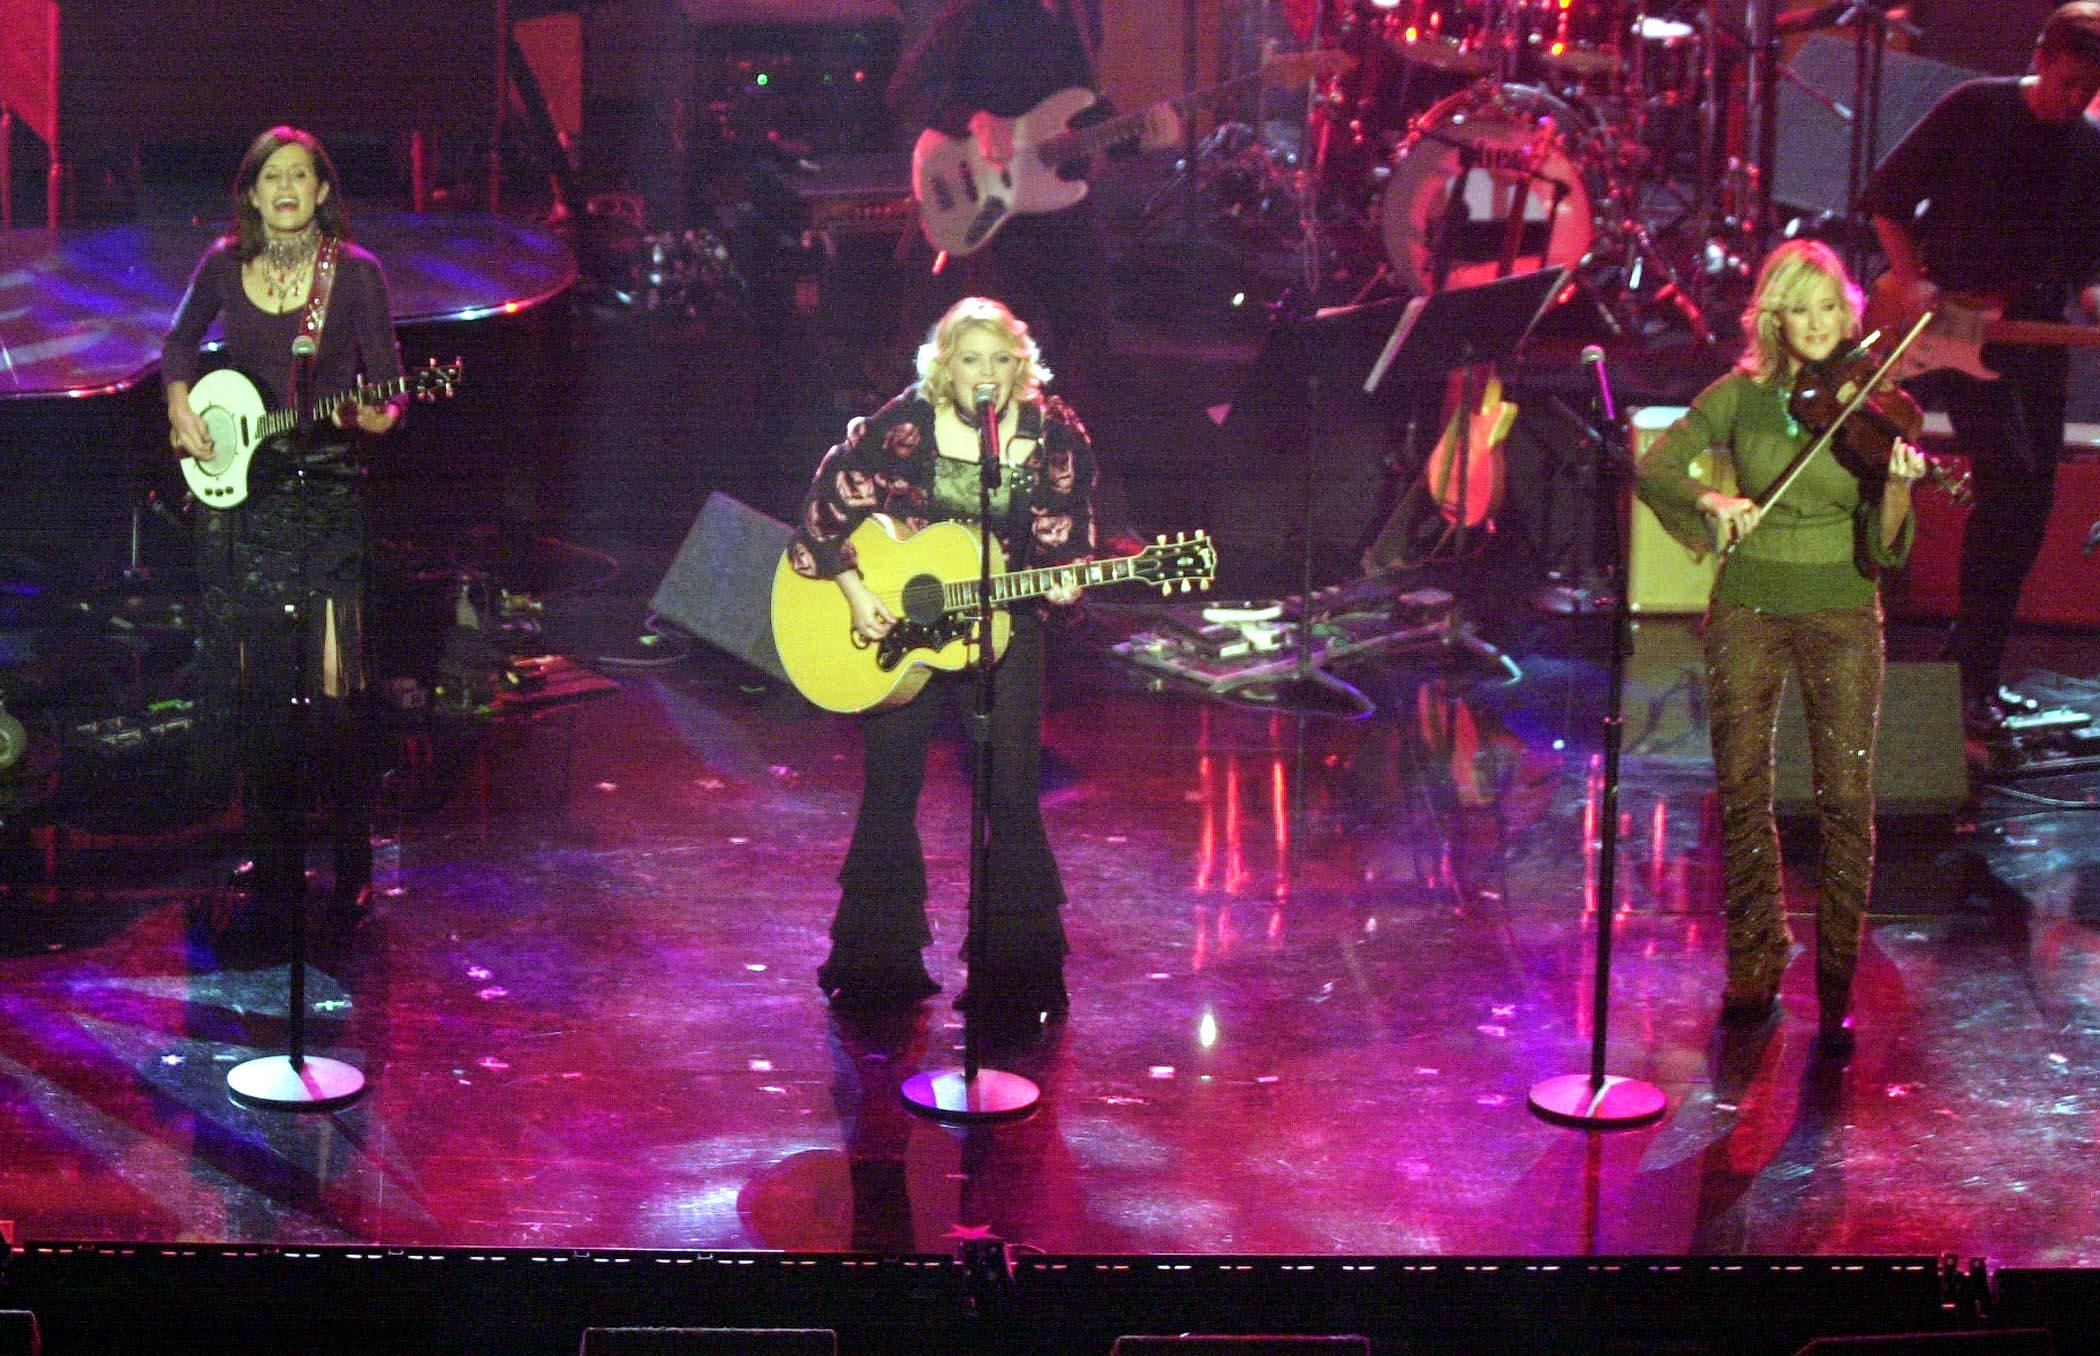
[
  {"x1": 941, "y1": 551, "x2": 1147, "y2": 611},
  {"x1": 1983, "y1": 318, "x2": 2100, "y2": 348},
  {"x1": 1037, "y1": 68, "x2": 1270, "y2": 165},
  {"x1": 257, "y1": 374, "x2": 413, "y2": 441}
]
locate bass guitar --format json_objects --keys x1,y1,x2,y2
[
  {"x1": 181, "y1": 357, "x2": 463, "y2": 509},
  {"x1": 771, "y1": 516, "x2": 1217, "y2": 714},
  {"x1": 911, "y1": 49, "x2": 1349, "y2": 259},
  {"x1": 1863, "y1": 274, "x2": 2100, "y2": 382}
]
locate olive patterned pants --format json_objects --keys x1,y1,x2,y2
[{"x1": 1704, "y1": 600, "x2": 1884, "y2": 1023}]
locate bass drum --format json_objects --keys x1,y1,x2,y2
[{"x1": 1380, "y1": 84, "x2": 1595, "y2": 294}]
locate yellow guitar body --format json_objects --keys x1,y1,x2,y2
[{"x1": 770, "y1": 516, "x2": 1013, "y2": 715}]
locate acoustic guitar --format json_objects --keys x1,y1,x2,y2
[
  {"x1": 1422, "y1": 368, "x2": 1516, "y2": 527},
  {"x1": 771, "y1": 516, "x2": 1217, "y2": 714}
]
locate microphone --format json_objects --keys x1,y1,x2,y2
[
  {"x1": 973, "y1": 382, "x2": 998, "y2": 421},
  {"x1": 1581, "y1": 344, "x2": 1617, "y2": 424}
]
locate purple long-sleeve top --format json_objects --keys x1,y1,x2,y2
[{"x1": 161, "y1": 237, "x2": 403, "y2": 410}]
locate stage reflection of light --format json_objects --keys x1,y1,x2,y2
[
  {"x1": 1270, "y1": 757, "x2": 1289, "y2": 904},
  {"x1": 1197, "y1": 1009, "x2": 1219, "y2": 1049},
  {"x1": 1225, "y1": 754, "x2": 1250, "y2": 895}
]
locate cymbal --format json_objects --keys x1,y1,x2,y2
[
  {"x1": 1389, "y1": 35, "x2": 1495, "y2": 75},
  {"x1": 1534, "y1": 41, "x2": 1622, "y2": 76}
]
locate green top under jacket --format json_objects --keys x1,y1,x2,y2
[{"x1": 1635, "y1": 369, "x2": 1914, "y2": 615}]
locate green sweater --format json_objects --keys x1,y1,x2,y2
[{"x1": 1635, "y1": 369, "x2": 1913, "y2": 614}]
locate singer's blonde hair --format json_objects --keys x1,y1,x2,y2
[
  {"x1": 914, "y1": 296, "x2": 1053, "y2": 411},
  {"x1": 1736, "y1": 239, "x2": 1863, "y2": 381}
]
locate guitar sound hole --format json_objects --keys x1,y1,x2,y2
[{"x1": 899, "y1": 574, "x2": 945, "y2": 625}]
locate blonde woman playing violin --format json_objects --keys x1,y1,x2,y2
[{"x1": 1636, "y1": 240, "x2": 1925, "y2": 1058}]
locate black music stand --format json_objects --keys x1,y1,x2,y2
[
  {"x1": 1362, "y1": 266, "x2": 1571, "y2": 678},
  {"x1": 1222, "y1": 293, "x2": 1412, "y2": 718}
]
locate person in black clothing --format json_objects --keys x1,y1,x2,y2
[
  {"x1": 888, "y1": 0, "x2": 1175, "y2": 541},
  {"x1": 1861, "y1": 1, "x2": 2100, "y2": 734},
  {"x1": 164, "y1": 127, "x2": 407, "y2": 923},
  {"x1": 787, "y1": 296, "x2": 1096, "y2": 1038}
]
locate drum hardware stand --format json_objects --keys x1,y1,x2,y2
[
  {"x1": 1526, "y1": 345, "x2": 1667, "y2": 1131},
  {"x1": 1532, "y1": 394, "x2": 1619, "y2": 615},
  {"x1": 1836, "y1": 0, "x2": 1917, "y2": 278},
  {"x1": 902, "y1": 390, "x2": 1040, "y2": 1119},
  {"x1": 1220, "y1": 9, "x2": 1395, "y2": 718}
]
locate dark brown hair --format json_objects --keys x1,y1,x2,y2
[{"x1": 228, "y1": 126, "x2": 351, "y2": 262}]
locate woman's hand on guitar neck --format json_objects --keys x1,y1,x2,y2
[{"x1": 336, "y1": 401, "x2": 402, "y2": 436}]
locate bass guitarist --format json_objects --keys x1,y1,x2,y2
[
  {"x1": 889, "y1": 0, "x2": 1178, "y2": 421},
  {"x1": 1860, "y1": 1, "x2": 2100, "y2": 735},
  {"x1": 786, "y1": 296, "x2": 1095, "y2": 1040}
]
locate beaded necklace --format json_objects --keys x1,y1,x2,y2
[{"x1": 258, "y1": 223, "x2": 320, "y2": 313}]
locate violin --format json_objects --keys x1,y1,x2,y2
[{"x1": 1788, "y1": 344, "x2": 1973, "y2": 504}]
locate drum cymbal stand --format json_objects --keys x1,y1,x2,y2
[{"x1": 1836, "y1": 0, "x2": 1917, "y2": 276}]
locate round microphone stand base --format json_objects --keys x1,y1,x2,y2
[
  {"x1": 227, "y1": 1055, "x2": 367, "y2": 1112},
  {"x1": 1526, "y1": 1072, "x2": 1667, "y2": 1130},
  {"x1": 901, "y1": 1067, "x2": 1039, "y2": 1121}
]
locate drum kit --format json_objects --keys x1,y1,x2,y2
[{"x1": 1206, "y1": 0, "x2": 1760, "y2": 338}]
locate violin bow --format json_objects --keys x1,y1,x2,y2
[{"x1": 1720, "y1": 311, "x2": 1935, "y2": 556}]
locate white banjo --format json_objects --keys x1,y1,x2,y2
[{"x1": 181, "y1": 358, "x2": 461, "y2": 508}]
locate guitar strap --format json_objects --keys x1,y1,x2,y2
[
  {"x1": 1005, "y1": 402, "x2": 1046, "y2": 567},
  {"x1": 290, "y1": 237, "x2": 339, "y2": 419}
]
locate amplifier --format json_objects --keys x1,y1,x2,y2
[
  {"x1": 751, "y1": 152, "x2": 915, "y2": 244},
  {"x1": 1627, "y1": 406, "x2": 1731, "y2": 614},
  {"x1": 65, "y1": 700, "x2": 198, "y2": 757},
  {"x1": 693, "y1": 13, "x2": 902, "y2": 155}
]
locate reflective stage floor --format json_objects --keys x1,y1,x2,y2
[{"x1": 4, "y1": 609, "x2": 2098, "y2": 1270}]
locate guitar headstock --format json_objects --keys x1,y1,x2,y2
[
  {"x1": 1134, "y1": 530, "x2": 1218, "y2": 596},
  {"x1": 409, "y1": 357, "x2": 465, "y2": 403}
]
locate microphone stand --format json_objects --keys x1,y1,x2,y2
[
  {"x1": 903, "y1": 388, "x2": 1039, "y2": 1120},
  {"x1": 1527, "y1": 351, "x2": 1666, "y2": 1131},
  {"x1": 228, "y1": 345, "x2": 366, "y2": 1112}
]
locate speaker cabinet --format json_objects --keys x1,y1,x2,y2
[
  {"x1": 1775, "y1": 660, "x2": 1967, "y2": 822},
  {"x1": 1773, "y1": 37, "x2": 1979, "y2": 216},
  {"x1": 649, "y1": 492, "x2": 793, "y2": 682},
  {"x1": 1628, "y1": 405, "x2": 1730, "y2": 615}
]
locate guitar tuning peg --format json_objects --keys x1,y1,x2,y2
[{"x1": 1156, "y1": 534, "x2": 1166, "y2": 545}]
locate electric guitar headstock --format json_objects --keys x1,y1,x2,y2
[
  {"x1": 1132, "y1": 530, "x2": 1219, "y2": 596},
  {"x1": 408, "y1": 357, "x2": 464, "y2": 403}
]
